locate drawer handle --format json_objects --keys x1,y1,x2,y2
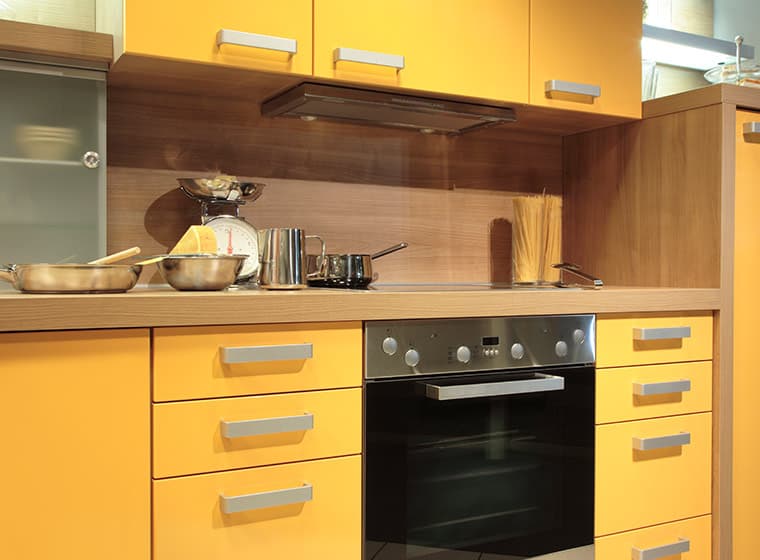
[
  {"x1": 221, "y1": 413, "x2": 314, "y2": 438},
  {"x1": 423, "y1": 373, "x2": 564, "y2": 401},
  {"x1": 216, "y1": 29, "x2": 297, "y2": 56},
  {"x1": 220, "y1": 343, "x2": 313, "y2": 364},
  {"x1": 743, "y1": 122, "x2": 760, "y2": 143},
  {"x1": 633, "y1": 432, "x2": 691, "y2": 451},
  {"x1": 633, "y1": 537, "x2": 690, "y2": 560},
  {"x1": 633, "y1": 379, "x2": 692, "y2": 396},
  {"x1": 632, "y1": 326, "x2": 691, "y2": 341},
  {"x1": 333, "y1": 47, "x2": 405, "y2": 70},
  {"x1": 221, "y1": 483, "x2": 312, "y2": 514},
  {"x1": 544, "y1": 79, "x2": 601, "y2": 99}
]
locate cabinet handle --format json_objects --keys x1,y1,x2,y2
[
  {"x1": 544, "y1": 79, "x2": 601, "y2": 99},
  {"x1": 333, "y1": 47, "x2": 405, "y2": 70},
  {"x1": 633, "y1": 379, "x2": 691, "y2": 396},
  {"x1": 423, "y1": 373, "x2": 564, "y2": 401},
  {"x1": 632, "y1": 326, "x2": 691, "y2": 341},
  {"x1": 220, "y1": 484, "x2": 312, "y2": 514},
  {"x1": 220, "y1": 343, "x2": 313, "y2": 364},
  {"x1": 632, "y1": 538, "x2": 690, "y2": 560},
  {"x1": 221, "y1": 413, "x2": 314, "y2": 438},
  {"x1": 633, "y1": 432, "x2": 691, "y2": 451},
  {"x1": 216, "y1": 29, "x2": 297, "y2": 56},
  {"x1": 743, "y1": 122, "x2": 760, "y2": 142}
]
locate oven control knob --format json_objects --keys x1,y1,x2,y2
[
  {"x1": 511, "y1": 343, "x2": 525, "y2": 360},
  {"x1": 555, "y1": 340, "x2": 569, "y2": 358},
  {"x1": 404, "y1": 348, "x2": 420, "y2": 368},
  {"x1": 382, "y1": 337, "x2": 398, "y2": 356},
  {"x1": 456, "y1": 345, "x2": 471, "y2": 363},
  {"x1": 573, "y1": 329, "x2": 586, "y2": 344}
]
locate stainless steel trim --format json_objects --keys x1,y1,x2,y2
[
  {"x1": 633, "y1": 379, "x2": 692, "y2": 396},
  {"x1": 220, "y1": 343, "x2": 313, "y2": 364},
  {"x1": 633, "y1": 432, "x2": 691, "y2": 451},
  {"x1": 632, "y1": 538, "x2": 690, "y2": 560},
  {"x1": 0, "y1": 58, "x2": 106, "y2": 80},
  {"x1": 221, "y1": 413, "x2": 314, "y2": 438},
  {"x1": 220, "y1": 484, "x2": 313, "y2": 514},
  {"x1": 633, "y1": 326, "x2": 691, "y2": 340},
  {"x1": 743, "y1": 122, "x2": 760, "y2": 142},
  {"x1": 216, "y1": 29, "x2": 297, "y2": 55},
  {"x1": 544, "y1": 79, "x2": 601, "y2": 99},
  {"x1": 333, "y1": 47, "x2": 405, "y2": 70},
  {"x1": 423, "y1": 373, "x2": 565, "y2": 401}
]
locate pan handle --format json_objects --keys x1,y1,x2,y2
[
  {"x1": 305, "y1": 235, "x2": 327, "y2": 279},
  {"x1": 0, "y1": 264, "x2": 16, "y2": 283},
  {"x1": 371, "y1": 242, "x2": 408, "y2": 260}
]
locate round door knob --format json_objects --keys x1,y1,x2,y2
[
  {"x1": 573, "y1": 329, "x2": 586, "y2": 344},
  {"x1": 404, "y1": 348, "x2": 420, "y2": 368},
  {"x1": 382, "y1": 337, "x2": 398, "y2": 356},
  {"x1": 555, "y1": 340, "x2": 569, "y2": 358},
  {"x1": 456, "y1": 345, "x2": 471, "y2": 363},
  {"x1": 511, "y1": 343, "x2": 525, "y2": 360},
  {"x1": 81, "y1": 151, "x2": 100, "y2": 169}
]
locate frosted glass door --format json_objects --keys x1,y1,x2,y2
[{"x1": 0, "y1": 1, "x2": 96, "y2": 32}]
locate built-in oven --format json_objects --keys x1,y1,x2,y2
[{"x1": 364, "y1": 315, "x2": 596, "y2": 560}]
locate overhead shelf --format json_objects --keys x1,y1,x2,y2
[{"x1": 642, "y1": 24, "x2": 755, "y2": 71}]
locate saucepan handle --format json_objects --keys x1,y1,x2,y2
[
  {"x1": 305, "y1": 235, "x2": 326, "y2": 279},
  {"x1": 0, "y1": 264, "x2": 15, "y2": 283}
]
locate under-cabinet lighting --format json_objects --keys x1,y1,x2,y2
[{"x1": 642, "y1": 24, "x2": 755, "y2": 71}]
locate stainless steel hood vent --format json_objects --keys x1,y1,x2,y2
[{"x1": 261, "y1": 82, "x2": 517, "y2": 135}]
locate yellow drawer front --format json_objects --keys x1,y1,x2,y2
[
  {"x1": 596, "y1": 361, "x2": 712, "y2": 424},
  {"x1": 596, "y1": 515, "x2": 711, "y2": 560},
  {"x1": 154, "y1": 455, "x2": 361, "y2": 560},
  {"x1": 597, "y1": 313, "x2": 713, "y2": 368},
  {"x1": 153, "y1": 322, "x2": 362, "y2": 401},
  {"x1": 595, "y1": 413, "x2": 711, "y2": 536},
  {"x1": 125, "y1": 0, "x2": 312, "y2": 75},
  {"x1": 153, "y1": 388, "x2": 361, "y2": 478}
]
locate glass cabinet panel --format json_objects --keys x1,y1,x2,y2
[{"x1": 0, "y1": 1, "x2": 96, "y2": 32}]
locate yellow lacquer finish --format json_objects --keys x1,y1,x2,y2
[
  {"x1": 153, "y1": 321, "x2": 362, "y2": 401},
  {"x1": 153, "y1": 387, "x2": 361, "y2": 478},
  {"x1": 595, "y1": 412, "x2": 711, "y2": 536},
  {"x1": 596, "y1": 313, "x2": 713, "y2": 368},
  {"x1": 596, "y1": 515, "x2": 711, "y2": 560},
  {"x1": 154, "y1": 455, "x2": 360, "y2": 560},
  {"x1": 530, "y1": 0, "x2": 642, "y2": 118},
  {"x1": 596, "y1": 361, "x2": 712, "y2": 424},
  {"x1": 734, "y1": 110, "x2": 760, "y2": 560},
  {"x1": 0, "y1": 329, "x2": 150, "y2": 560},
  {"x1": 124, "y1": 0, "x2": 312, "y2": 75},
  {"x1": 313, "y1": 0, "x2": 529, "y2": 102}
]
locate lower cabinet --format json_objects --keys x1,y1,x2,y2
[{"x1": 596, "y1": 515, "x2": 711, "y2": 560}]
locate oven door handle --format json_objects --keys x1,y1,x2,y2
[{"x1": 421, "y1": 373, "x2": 565, "y2": 401}]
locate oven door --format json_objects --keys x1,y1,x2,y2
[{"x1": 364, "y1": 367, "x2": 594, "y2": 560}]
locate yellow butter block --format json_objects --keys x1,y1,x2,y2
[{"x1": 170, "y1": 225, "x2": 217, "y2": 254}]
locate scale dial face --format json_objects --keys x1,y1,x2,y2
[{"x1": 205, "y1": 216, "x2": 260, "y2": 280}]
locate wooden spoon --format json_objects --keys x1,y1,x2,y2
[{"x1": 88, "y1": 246, "x2": 141, "y2": 265}]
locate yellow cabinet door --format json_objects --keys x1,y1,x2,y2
[
  {"x1": 0, "y1": 329, "x2": 150, "y2": 560},
  {"x1": 530, "y1": 0, "x2": 642, "y2": 118},
  {"x1": 314, "y1": 0, "x2": 529, "y2": 103},
  {"x1": 124, "y1": 0, "x2": 312, "y2": 75}
]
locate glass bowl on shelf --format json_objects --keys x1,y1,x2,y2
[{"x1": 704, "y1": 61, "x2": 760, "y2": 85}]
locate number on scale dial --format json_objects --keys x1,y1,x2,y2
[{"x1": 205, "y1": 217, "x2": 260, "y2": 280}]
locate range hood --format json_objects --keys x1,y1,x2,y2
[{"x1": 261, "y1": 82, "x2": 517, "y2": 135}]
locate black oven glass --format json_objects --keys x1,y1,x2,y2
[{"x1": 364, "y1": 366, "x2": 594, "y2": 560}]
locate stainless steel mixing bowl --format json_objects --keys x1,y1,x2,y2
[
  {"x1": 156, "y1": 254, "x2": 248, "y2": 291},
  {"x1": 177, "y1": 177, "x2": 265, "y2": 202}
]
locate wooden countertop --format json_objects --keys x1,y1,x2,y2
[
  {"x1": 644, "y1": 83, "x2": 760, "y2": 118},
  {"x1": 0, "y1": 286, "x2": 720, "y2": 332}
]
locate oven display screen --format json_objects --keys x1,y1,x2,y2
[{"x1": 482, "y1": 336, "x2": 499, "y2": 346}]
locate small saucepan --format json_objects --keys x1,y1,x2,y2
[{"x1": 307, "y1": 242, "x2": 408, "y2": 289}]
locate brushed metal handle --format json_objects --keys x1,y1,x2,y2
[
  {"x1": 333, "y1": 47, "x2": 405, "y2": 70},
  {"x1": 633, "y1": 379, "x2": 692, "y2": 396},
  {"x1": 221, "y1": 413, "x2": 314, "y2": 438},
  {"x1": 633, "y1": 432, "x2": 691, "y2": 451},
  {"x1": 544, "y1": 79, "x2": 601, "y2": 99},
  {"x1": 743, "y1": 122, "x2": 760, "y2": 142},
  {"x1": 633, "y1": 326, "x2": 691, "y2": 341},
  {"x1": 423, "y1": 373, "x2": 564, "y2": 401},
  {"x1": 220, "y1": 484, "x2": 312, "y2": 514},
  {"x1": 633, "y1": 538, "x2": 690, "y2": 560},
  {"x1": 220, "y1": 343, "x2": 313, "y2": 364},
  {"x1": 216, "y1": 29, "x2": 297, "y2": 55}
]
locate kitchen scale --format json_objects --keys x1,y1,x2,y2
[{"x1": 177, "y1": 177, "x2": 265, "y2": 283}]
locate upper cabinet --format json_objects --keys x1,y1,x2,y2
[
  {"x1": 530, "y1": 0, "x2": 642, "y2": 118},
  {"x1": 313, "y1": 0, "x2": 529, "y2": 103},
  {"x1": 0, "y1": 0, "x2": 95, "y2": 32}
]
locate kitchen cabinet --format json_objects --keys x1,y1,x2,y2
[
  {"x1": 0, "y1": 329, "x2": 150, "y2": 560},
  {"x1": 0, "y1": 0, "x2": 95, "y2": 32}
]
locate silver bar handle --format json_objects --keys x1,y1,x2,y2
[
  {"x1": 216, "y1": 29, "x2": 297, "y2": 56},
  {"x1": 743, "y1": 122, "x2": 760, "y2": 142},
  {"x1": 220, "y1": 484, "x2": 312, "y2": 514},
  {"x1": 221, "y1": 413, "x2": 314, "y2": 438},
  {"x1": 633, "y1": 326, "x2": 691, "y2": 341},
  {"x1": 633, "y1": 432, "x2": 691, "y2": 451},
  {"x1": 333, "y1": 47, "x2": 405, "y2": 70},
  {"x1": 221, "y1": 343, "x2": 313, "y2": 364},
  {"x1": 545, "y1": 79, "x2": 601, "y2": 99},
  {"x1": 423, "y1": 373, "x2": 564, "y2": 401},
  {"x1": 633, "y1": 538, "x2": 690, "y2": 560},
  {"x1": 633, "y1": 379, "x2": 692, "y2": 396}
]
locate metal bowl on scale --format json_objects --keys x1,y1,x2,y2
[{"x1": 177, "y1": 177, "x2": 265, "y2": 203}]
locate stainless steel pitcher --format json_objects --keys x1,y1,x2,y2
[{"x1": 259, "y1": 228, "x2": 326, "y2": 289}]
